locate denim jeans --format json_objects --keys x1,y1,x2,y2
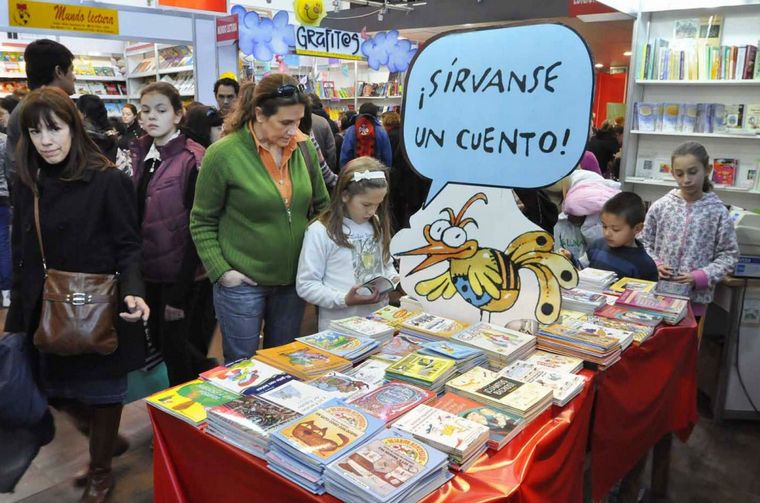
[
  {"x1": 213, "y1": 283, "x2": 305, "y2": 363},
  {"x1": 0, "y1": 205, "x2": 10, "y2": 291}
]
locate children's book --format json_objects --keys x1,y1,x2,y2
[
  {"x1": 680, "y1": 103, "x2": 698, "y2": 132},
  {"x1": 369, "y1": 305, "x2": 420, "y2": 328},
  {"x1": 609, "y1": 277, "x2": 656, "y2": 294},
  {"x1": 635, "y1": 102, "x2": 658, "y2": 131},
  {"x1": 385, "y1": 353, "x2": 456, "y2": 385},
  {"x1": 452, "y1": 322, "x2": 535, "y2": 360},
  {"x1": 346, "y1": 359, "x2": 391, "y2": 387},
  {"x1": 725, "y1": 104, "x2": 745, "y2": 129},
  {"x1": 329, "y1": 316, "x2": 394, "y2": 340},
  {"x1": 206, "y1": 394, "x2": 301, "y2": 438},
  {"x1": 400, "y1": 313, "x2": 468, "y2": 339},
  {"x1": 712, "y1": 158, "x2": 738, "y2": 186},
  {"x1": 745, "y1": 104, "x2": 760, "y2": 129},
  {"x1": 654, "y1": 280, "x2": 692, "y2": 300},
  {"x1": 419, "y1": 340, "x2": 481, "y2": 360},
  {"x1": 296, "y1": 330, "x2": 378, "y2": 361},
  {"x1": 199, "y1": 358, "x2": 289, "y2": 396},
  {"x1": 371, "y1": 335, "x2": 424, "y2": 363},
  {"x1": 309, "y1": 372, "x2": 378, "y2": 402},
  {"x1": 254, "y1": 341, "x2": 351, "y2": 379},
  {"x1": 616, "y1": 290, "x2": 688, "y2": 323},
  {"x1": 595, "y1": 304, "x2": 664, "y2": 327},
  {"x1": 499, "y1": 361, "x2": 586, "y2": 406},
  {"x1": 259, "y1": 380, "x2": 335, "y2": 415},
  {"x1": 145, "y1": 379, "x2": 238, "y2": 426},
  {"x1": 522, "y1": 350, "x2": 584, "y2": 374},
  {"x1": 661, "y1": 103, "x2": 681, "y2": 132},
  {"x1": 349, "y1": 381, "x2": 435, "y2": 422}
]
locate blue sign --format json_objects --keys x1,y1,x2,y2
[{"x1": 401, "y1": 24, "x2": 594, "y2": 203}]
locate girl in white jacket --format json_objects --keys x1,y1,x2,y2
[{"x1": 297, "y1": 157, "x2": 399, "y2": 330}]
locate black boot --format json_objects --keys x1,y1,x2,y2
[{"x1": 79, "y1": 404, "x2": 123, "y2": 503}]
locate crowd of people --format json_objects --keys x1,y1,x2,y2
[{"x1": 0, "y1": 37, "x2": 739, "y2": 503}]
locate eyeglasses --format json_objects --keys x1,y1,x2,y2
[{"x1": 261, "y1": 84, "x2": 303, "y2": 101}]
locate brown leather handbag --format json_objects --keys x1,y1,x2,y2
[{"x1": 32, "y1": 193, "x2": 119, "y2": 356}]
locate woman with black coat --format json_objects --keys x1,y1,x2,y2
[{"x1": 5, "y1": 88, "x2": 149, "y2": 503}]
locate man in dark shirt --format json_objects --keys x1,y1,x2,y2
[{"x1": 587, "y1": 192, "x2": 658, "y2": 281}]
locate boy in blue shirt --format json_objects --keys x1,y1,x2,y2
[{"x1": 587, "y1": 192, "x2": 658, "y2": 281}]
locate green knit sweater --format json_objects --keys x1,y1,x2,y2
[{"x1": 190, "y1": 124, "x2": 330, "y2": 285}]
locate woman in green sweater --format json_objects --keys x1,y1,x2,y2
[{"x1": 190, "y1": 75, "x2": 329, "y2": 362}]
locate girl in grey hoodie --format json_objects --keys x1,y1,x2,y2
[{"x1": 641, "y1": 142, "x2": 739, "y2": 317}]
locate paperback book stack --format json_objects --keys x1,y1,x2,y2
[
  {"x1": 594, "y1": 304, "x2": 664, "y2": 330},
  {"x1": 615, "y1": 289, "x2": 689, "y2": 325},
  {"x1": 324, "y1": 428, "x2": 452, "y2": 503},
  {"x1": 349, "y1": 381, "x2": 435, "y2": 423},
  {"x1": 522, "y1": 350, "x2": 583, "y2": 374},
  {"x1": 418, "y1": 340, "x2": 487, "y2": 374},
  {"x1": 268, "y1": 399, "x2": 385, "y2": 494},
  {"x1": 258, "y1": 379, "x2": 336, "y2": 414},
  {"x1": 445, "y1": 367, "x2": 554, "y2": 423},
  {"x1": 296, "y1": 330, "x2": 379, "y2": 364},
  {"x1": 199, "y1": 358, "x2": 293, "y2": 396},
  {"x1": 609, "y1": 277, "x2": 656, "y2": 294},
  {"x1": 542, "y1": 317, "x2": 635, "y2": 352},
  {"x1": 206, "y1": 395, "x2": 300, "y2": 459},
  {"x1": 330, "y1": 316, "x2": 395, "y2": 345},
  {"x1": 369, "y1": 305, "x2": 421, "y2": 329},
  {"x1": 371, "y1": 335, "x2": 424, "y2": 364},
  {"x1": 346, "y1": 359, "x2": 391, "y2": 387},
  {"x1": 429, "y1": 392, "x2": 526, "y2": 450},
  {"x1": 393, "y1": 404, "x2": 490, "y2": 472},
  {"x1": 577, "y1": 268, "x2": 617, "y2": 292},
  {"x1": 452, "y1": 322, "x2": 536, "y2": 370},
  {"x1": 399, "y1": 312, "x2": 468, "y2": 342},
  {"x1": 561, "y1": 288, "x2": 610, "y2": 313},
  {"x1": 385, "y1": 353, "x2": 457, "y2": 394},
  {"x1": 499, "y1": 361, "x2": 586, "y2": 406},
  {"x1": 536, "y1": 321, "x2": 621, "y2": 369},
  {"x1": 563, "y1": 310, "x2": 656, "y2": 345},
  {"x1": 309, "y1": 372, "x2": 379, "y2": 401},
  {"x1": 145, "y1": 380, "x2": 237, "y2": 427},
  {"x1": 254, "y1": 341, "x2": 351, "y2": 380}
]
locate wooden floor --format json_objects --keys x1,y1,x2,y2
[{"x1": 2, "y1": 307, "x2": 760, "y2": 503}]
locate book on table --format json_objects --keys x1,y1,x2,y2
[
  {"x1": 561, "y1": 288, "x2": 609, "y2": 313},
  {"x1": 348, "y1": 381, "x2": 435, "y2": 423},
  {"x1": 145, "y1": 379, "x2": 238, "y2": 427},
  {"x1": 398, "y1": 312, "x2": 469, "y2": 341},
  {"x1": 562, "y1": 310, "x2": 656, "y2": 345},
  {"x1": 370, "y1": 334, "x2": 425, "y2": 364},
  {"x1": 308, "y1": 371, "x2": 379, "y2": 402},
  {"x1": 384, "y1": 352, "x2": 457, "y2": 393},
  {"x1": 253, "y1": 340, "x2": 352, "y2": 380},
  {"x1": 199, "y1": 358, "x2": 292, "y2": 396},
  {"x1": 369, "y1": 305, "x2": 421, "y2": 328},
  {"x1": 329, "y1": 316, "x2": 395, "y2": 344},
  {"x1": 594, "y1": 304, "x2": 664, "y2": 328},
  {"x1": 451, "y1": 321, "x2": 536, "y2": 370},
  {"x1": 577, "y1": 268, "x2": 618, "y2": 291},
  {"x1": 609, "y1": 277, "x2": 656, "y2": 294},
  {"x1": 296, "y1": 330, "x2": 379, "y2": 363},
  {"x1": 418, "y1": 339, "x2": 488, "y2": 374},
  {"x1": 345, "y1": 358, "x2": 391, "y2": 387},
  {"x1": 541, "y1": 317, "x2": 635, "y2": 351},
  {"x1": 498, "y1": 360, "x2": 586, "y2": 407},
  {"x1": 258, "y1": 379, "x2": 336, "y2": 415},
  {"x1": 615, "y1": 289, "x2": 688, "y2": 324},
  {"x1": 521, "y1": 349, "x2": 584, "y2": 374}
]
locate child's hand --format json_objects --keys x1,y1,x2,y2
[
  {"x1": 672, "y1": 272, "x2": 695, "y2": 286},
  {"x1": 345, "y1": 285, "x2": 381, "y2": 306},
  {"x1": 657, "y1": 264, "x2": 673, "y2": 279}
]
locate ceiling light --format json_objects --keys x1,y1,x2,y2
[
  {"x1": 594, "y1": 63, "x2": 604, "y2": 68},
  {"x1": 623, "y1": 51, "x2": 632, "y2": 56}
]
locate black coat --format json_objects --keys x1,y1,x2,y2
[
  {"x1": 5, "y1": 164, "x2": 147, "y2": 379},
  {"x1": 587, "y1": 131, "x2": 620, "y2": 176}
]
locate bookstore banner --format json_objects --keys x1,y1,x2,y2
[{"x1": 8, "y1": 0, "x2": 119, "y2": 35}]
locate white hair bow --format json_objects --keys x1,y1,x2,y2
[{"x1": 352, "y1": 170, "x2": 385, "y2": 182}]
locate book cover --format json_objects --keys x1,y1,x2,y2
[
  {"x1": 680, "y1": 103, "x2": 698, "y2": 132},
  {"x1": 745, "y1": 46, "x2": 757, "y2": 79},
  {"x1": 500, "y1": 362, "x2": 585, "y2": 404},
  {"x1": 595, "y1": 304, "x2": 664, "y2": 327},
  {"x1": 616, "y1": 290, "x2": 688, "y2": 315},
  {"x1": 349, "y1": 381, "x2": 435, "y2": 422},
  {"x1": 372, "y1": 335, "x2": 424, "y2": 363},
  {"x1": 712, "y1": 158, "x2": 738, "y2": 186},
  {"x1": 695, "y1": 103, "x2": 709, "y2": 132},
  {"x1": 745, "y1": 104, "x2": 760, "y2": 129},
  {"x1": 146, "y1": 380, "x2": 238, "y2": 425},
  {"x1": 309, "y1": 372, "x2": 377, "y2": 401},
  {"x1": 429, "y1": 393, "x2": 524, "y2": 448},
  {"x1": 259, "y1": 380, "x2": 335, "y2": 415},
  {"x1": 392, "y1": 404, "x2": 489, "y2": 454},
  {"x1": 636, "y1": 102, "x2": 658, "y2": 131},
  {"x1": 609, "y1": 277, "x2": 656, "y2": 293},
  {"x1": 207, "y1": 395, "x2": 300, "y2": 436},
  {"x1": 737, "y1": 162, "x2": 759, "y2": 190},
  {"x1": 401, "y1": 313, "x2": 467, "y2": 338},
  {"x1": 296, "y1": 331, "x2": 375, "y2": 359},
  {"x1": 710, "y1": 103, "x2": 727, "y2": 133},
  {"x1": 346, "y1": 359, "x2": 391, "y2": 386},
  {"x1": 420, "y1": 340, "x2": 481, "y2": 360},
  {"x1": 523, "y1": 350, "x2": 583, "y2": 374},
  {"x1": 386, "y1": 353, "x2": 456, "y2": 384},
  {"x1": 255, "y1": 341, "x2": 351, "y2": 375},
  {"x1": 275, "y1": 400, "x2": 385, "y2": 464},
  {"x1": 199, "y1": 358, "x2": 287, "y2": 395},
  {"x1": 370, "y1": 305, "x2": 420, "y2": 328},
  {"x1": 654, "y1": 280, "x2": 692, "y2": 299},
  {"x1": 452, "y1": 322, "x2": 534, "y2": 357},
  {"x1": 661, "y1": 103, "x2": 681, "y2": 132},
  {"x1": 635, "y1": 157, "x2": 656, "y2": 179},
  {"x1": 331, "y1": 317, "x2": 393, "y2": 337},
  {"x1": 725, "y1": 104, "x2": 745, "y2": 129}
]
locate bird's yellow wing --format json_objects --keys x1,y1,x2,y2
[
  {"x1": 522, "y1": 263, "x2": 562, "y2": 324},
  {"x1": 506, "y1": 231, "x2": 555, "y2": 260},
  {"x1": 414, "y1": 273, "x2": 457, "y2": 301},
  {"x1": 518, "y1": 251, "x2": 578, "y2": 289},
  {"x1": 466, "y1": 256, "x2": 502, "y2": 300}
]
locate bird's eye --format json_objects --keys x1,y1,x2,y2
[
  {"x1": 442, "y1": 227, "x2": 467, "y2": 248},
  {"x1": 430, "y1": 220, "x2": 449, "y2": 241}
]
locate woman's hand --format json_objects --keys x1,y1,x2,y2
[
  {"x1": 120, "y1": 295, "x2": 150, "y2": 322},
  {"x1": 672, "y1": 272, "x2": 695, "y2": 286},
  {"x1": 164, "y1": 305, "x2": 185, "y2": 321},
  {"x1": 219, "y1": 270, "x2": 257, "y2": 288},
  {"x1": 345, "y1": 285, "x2": 381, "y2": 306},
  {"x1": 657, "y1": 264, "x2": 673, "y2": 279}
]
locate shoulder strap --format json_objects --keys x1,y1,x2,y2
[
  {"x1": 298, "y1": 140, "x2": 319, "y2": 219},
  {"x1": 33, "y1": 191, "x2": 47, "y2": 273}
]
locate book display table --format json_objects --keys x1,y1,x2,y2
[{"x1": 149, "y1": 370, "x2": 595, "y2": 503}]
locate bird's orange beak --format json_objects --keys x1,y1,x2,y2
[{"x1": 399, "y1": 242, "x2": 460, "y2": 275}]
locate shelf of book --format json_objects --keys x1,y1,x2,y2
[
  {"x1": 71, "y1": 94, "x2": 128, "y2": 100},
  {"x1": 76, "y1": 75, "x2": 127, "y2": 82},
  {"x1": 630, "y1": 129, "x2": 760, "y2": 140},
  {"x1": 130, "y1": 70, "x2": 158, "y2": 79},
  {"x1": 636, "y1": 79, "x2": 760, "y2": 86},
  {"x1": 158, "y1": 65, "x2": 194, "y2": 75},
  {"x1": 626, "y1": 176, "x2": 760, "y2": 194}
]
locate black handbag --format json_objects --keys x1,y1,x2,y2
[{"x1": 0, "y1": 332, "x2": 48, "y2": 427}]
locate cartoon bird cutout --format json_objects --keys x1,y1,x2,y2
[
  {"x1": 293, "y1": 0, "x2": 326, "y2": 26},
  {"x1": 399, "y1": 192, "x2": 578, "y2": 324}
]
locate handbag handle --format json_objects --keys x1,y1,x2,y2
[{"x1": 33, "y1": 192, "x2": 48, "y2": 274}]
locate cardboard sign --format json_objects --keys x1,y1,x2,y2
[
  {"x1": 401, "y1": 24, "x2": 594, "y2": 203},
  {"x1": 295, "y1": 25, "x2": 363, "y2": 61},
  {"x1": 8, "y1": 0, "x2": 119, "y2": 35},
  {"x1": 216, "y1": 14, "x2": 238, "y2": 43}
]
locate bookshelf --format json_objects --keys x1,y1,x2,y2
[
  {"x1": 125, "y1": 43, "x2": 195, "y2": 102},
  {"x1": 622, "y1": 4, "x2": 760, "y2": 210}
]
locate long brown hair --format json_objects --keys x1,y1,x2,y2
[
  {"x1": 319, "y1": 157, "x2": 391, "y2": 262},
  {"x1": 671, "y1": 141, "x2": 712, "y2": 192},
  {"x1": 223, "y1": 74, "x2": 309, "y2": 135},
  {"x1": 17, "y1": 87, "x2": 112, "y2": 192}
]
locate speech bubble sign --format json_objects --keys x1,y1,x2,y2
[{"x1": 401, "y1": 24, "x2": 594, "y2": 203}]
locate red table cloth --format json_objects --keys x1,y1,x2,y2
[
  {"x1": 150, "y1": 371, "x2": 595, "y2": 503},
  {"x1": 590, "y1": 312, "x2": 699, "y2": 501}
]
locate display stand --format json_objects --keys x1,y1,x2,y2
[{"x1": 126, "y1": 43, "x2": 196, "y2": 102}]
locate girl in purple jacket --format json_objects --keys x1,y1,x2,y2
[{"x1": 641, "y1": 141, "x2": 739, "y2": 317}]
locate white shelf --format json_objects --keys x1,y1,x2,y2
[
  {"x1": 158, "y1": 65, "x2": 193, "y2": 75},
  {"x1": 0, "y1": 72, "x2": 24, "y2": 79},
  {"x1": 72, "y1": 94, "x2": 128, "y2": 100},
  {"x1": 636, "y1": 79, "x2": 760, "y2": 86},
  {"x1": 129, "y1": 70, "x2": 158, "y2": 78},
  {"x1": 630, "y1": 130, "x2": 760, "y2": 140},
  {"x1": 626, "y1": 177, "x2": 760, "y2": 194},
  {"x1": 75, "y1": 75, "x2": 126, "y2": 82}
]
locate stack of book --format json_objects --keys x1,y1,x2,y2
[
  {"x1": 145, "y1": 380, "x2": 237, "y2": 427},
  {"x1": 330, "y1": 316, "x2": 395, "y2": 345},
  {"x1": 578, "y1": 268, "x2": 617, "y2": 292},
  {"x1": 429, "y1": 392, "x2": 526, "y2": 451},
  {"x1": 522, "y1": 350, "x2": 584, "y2": 374},
  {"x1": 371, "y1": 334, "x2": 424, "y2": 364},
  {"x1": 399, "y1": 295, "x2": 424, "y2": 312},
  {"x1": 536, "y1": 322, "x2": 621, "y2": 369},
  {"x1": 451, "y1": 322, "x2": 536, "y2": 370},
  {"x1": 563, "y1": 309, "x2": 655, "y2": 345},
  {"x1": 205, "y1": 395, "x2": 300, "y2": 459},
  {"x1": 254, "y1": 341, "x2": 351, "y2": 380},
  {"x1": 499, "y1": 361, "x2": 586, "y2": 406},
  {"x1": 346, "y1": 359, "x2": 391, "y2": 387},
  {"x1": 445, "y1": 367, "x2": 554, "y2": 423},
  {"x1": 369, "y1": 305, "x2": 421, "y2": 329},
  {"x1": 399, "y1": 312, "x2": 468, "y2": 342},
  {"x1": 393, "y1": 404, "x2": 490, "y2": 472},
  {"x1": 258, "y1": 380, "x2": 336, "y2": 415},
  {"x1": 199, "y1": 358, "x2": 293, "y2": 396},
  {"x1": 349, "y1": 381, "x2": 435, "y2": 423},
  {"x1": 309, "y1": 371, "x2": 379, "y2": 402},
  {"x1": 418, "y1": 340, "x2": 487, "y2": 374},
  {"x1": 267, "y1": 399, "x2": 385, "y2": 494},
  {"x1": 609, "y1": 277, "x2": 656, "y2": 294},
  {"x1": 561, "y1": 288, "x2": 609, "y2": 313},
  {"x1": 324, "y1": 428, "x2": 451, "y2": 503},
  {"x1": 542, "y1": 317, "x2": 634, "y2": 352},
  {"x1": 654, "y1": 280, "x2": 692, "y2": 300},
  {"x1": 296, "y1": 330, "x2": 379, "y2": 364},
  {"x1": 615, "y1": 289, "x2": 688, "y2": 325},
  {"x1": 385, "y1": 353, "x2": 457, "y2": 394}
]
